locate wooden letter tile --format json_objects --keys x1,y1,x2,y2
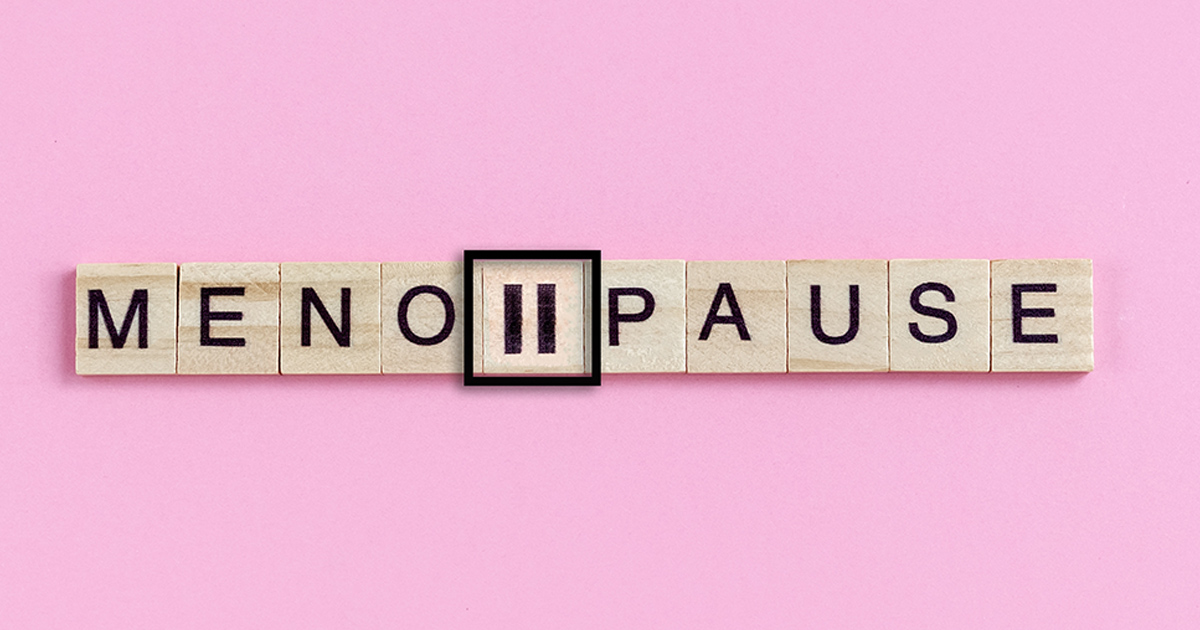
[
  {"x1": 177, "y1": 263, "x2": 280, "y2": 375},
  {"x1": 601, "y1": 260, "x2": 686, "y2": 373},
  {"x1": 280, "y1": 262, "x2": 381, "y2": 374},
  {"x1": 889, "y1": 259, "x2": 990, "y2": 372},
  {"x1": 991, "y1": 259, "x2": 1093, "y2": 372},
  {"x1": 686, "y1": 261, "x2": 787, "y2": 373},
  {"x1": 480, "y1": 261, "x2": 586, "y2": 375},
  {"x1": 75, "y1": 263, "x2": 178, "y2": 375},
  {"x1": 788, "y1": 260, "x2": 889, "y2": 372},
  {"x1": 381, "y1": 262, "x2": 463, "y2": 374}
]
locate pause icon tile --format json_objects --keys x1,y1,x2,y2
[{"x1": 481, "y1": 261, "x2": 586, "y2": 375}]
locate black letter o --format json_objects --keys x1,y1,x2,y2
[{"x1": 397, "y1": 285, "x2": 455, "y2": 346}]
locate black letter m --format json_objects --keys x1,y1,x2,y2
[{"x1": 88, "y1": 289, "x2": 149, "y2": 349}]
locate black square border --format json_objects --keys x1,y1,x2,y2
[{"x1": 463, "y1": 249, "x2": 602, "y2": 386}]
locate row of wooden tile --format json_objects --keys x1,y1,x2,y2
[{"x1": 75, "y1": 259, "x2": 1093, "y2": 375}]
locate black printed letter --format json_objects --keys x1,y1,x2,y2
[
  {"x1": 699, "y1": 283, "x2": 751, "y2": 341},
  {"x1": 88, "y1": 289, "x2": 149, "y2": 349},
  {"x1": 1012, "y1": 283, "x2": 1058, "y2": 344},
  {"x1": 200, "y1": 287, "x2": 246, "y2": 347},
  {"x1": 908, "y1": 282, "x2": 957, "y2": 344},
  {"x1": 810, "y1": 285, "x2": 859, "y2": 345},
  {"x1": 301, "y1": 287, "x2": 351, "y2": 347},
  {"x1": 608, "y1": 287, "x2": 655, "y2": 346},
  {"x1": 397, "y1": 285, "x2": 455, "y2": 346}
]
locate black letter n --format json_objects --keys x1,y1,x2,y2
[
  {"x1": 88, "y1": 289, "x2": 149, "y2": 349},
  {"x1": 301, "y1": 287, "x2": 352, "y2": 347}
]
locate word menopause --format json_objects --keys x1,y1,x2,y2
[{"x1": 75, "y1": 252, "x2": 1093, "y2": 385}]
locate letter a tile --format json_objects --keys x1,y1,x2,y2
[{"x1": 686, "y1": 261, "x2": 787, "y2": 373}]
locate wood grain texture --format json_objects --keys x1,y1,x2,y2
[
  {"x1": 381, "y1": 262, "x2": 463, "y2": 374},
  {"x1": 582, "y1": 258, "x2": 594, "y2": 375},
  {"x1": 480, "y1": 261, "x2": 586, "y2": 375},
  {"x1": 889, "y1": 259, "x2": 990, "y2": 372},
  {"x1": 601, "y1": 260, "x2": 686, "y2": 373},
  {"x1": 177, "y1": 262, "x2": 280, "y2": 375},
  {"x1": 472, "y1": 263, "x2": 482, "y2": 375},
  {"x1": 686, "y1": 260, "x2": 787, "y2": 373},
  {"x1": 788, "y1": 259, "x2": 889, "y2": 372},
  {"x1": 991, "y1": 258, "x2": 1093, "y2": 372},
  {"x1": 280, "y1": 262, "x2": 381, "y2": 374},
  {"x1": 75, "y1": 263, "x2": 178, "y2": 375}
]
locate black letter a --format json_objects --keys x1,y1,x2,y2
[{"x1": 699, "y1": 283, "x2": 751, "y2": 341}]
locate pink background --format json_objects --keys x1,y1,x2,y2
[{"x1": 2, "y1": 0, "x2": 1198, "y2": 627}]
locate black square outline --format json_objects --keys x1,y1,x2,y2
[{"x1": 463, "y1": 250, "x2": 602, "y2": 386}]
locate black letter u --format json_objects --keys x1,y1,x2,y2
[{"x1": 810, "y1": 285, "x2": 859, "y2": 345}]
